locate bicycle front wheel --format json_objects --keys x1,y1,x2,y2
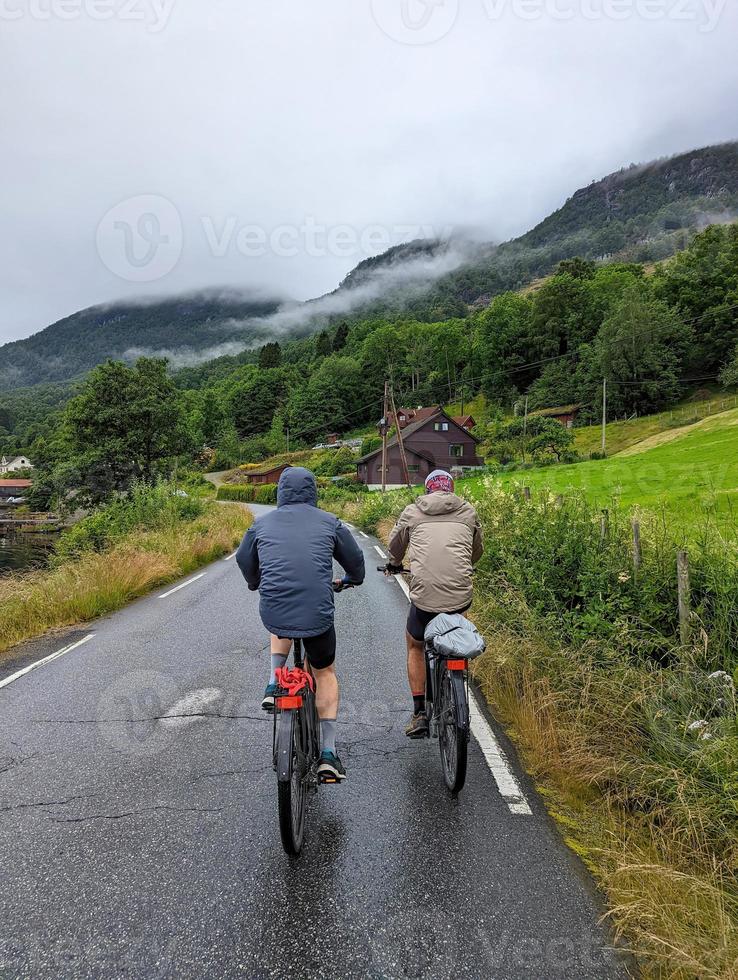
[
  {"x1": 276, "y1": 708, "x2": 307, "y2": 855},
  {"x1": 438, "y1": 666, "x2": 468, "y2": 795}
]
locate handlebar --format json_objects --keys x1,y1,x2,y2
[
  {"x1": 376, "y1": 564, "x2": 408, "y2": 574},
  {"x1": 332, "y1": 579, "x2": 358, "y2": 593}
]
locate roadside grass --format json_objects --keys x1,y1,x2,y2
[
  {"x1": 463, "y1": 407, "x2": 738, "y2": 531},
  {"x1": 0, "y1": 502, "x2": 251, "y2": 658},
  {"x1": 324, "y1": 485, "x2": 738, "y2": 977}
]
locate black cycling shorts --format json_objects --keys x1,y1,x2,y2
[
  {"x1": 406, "y1": 603, "x2": 471, "y2": 643},
  {"x1": 277, "y1": 626, "x2": 336, "y2": 670}
]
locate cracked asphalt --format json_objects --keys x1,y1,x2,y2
[{"x1": 0, "y1": 505, "x2": 631, "y2": 979}]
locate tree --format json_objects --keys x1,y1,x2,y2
[
  {"x1": 227, "y1": 368, "x2": 287, "y2": 437},
  {"x1": 719, "y1": 345, "x2": 738, "y2": 389},
  {"x1": 258, "y1": 342, "x2": 282, "y2": 369},
  {"x1": 315, "y1": 330, "x2": 333, "y2": 358},
  {"x1": 63, "y1": 358, "x2": 183, "y2": 502},
  {"x1": 333, "y1": 322, "x2": 349, "y2": 352},
  {"x1": 488, "y1": 415, "x2": 575, "y2": 464},
  {"x1": 594, "y1": 285, "x2": 692, "y2": 416}
]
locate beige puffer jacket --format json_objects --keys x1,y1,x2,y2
[{"x1": 387, "y1": 492, "x2": 483, "y2": 613}]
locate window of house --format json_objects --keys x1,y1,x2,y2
[
  {"x1": 434, "y1": 422, "x2": 449, "y2": 431},
  {"x1": 399, "y1": 414, "x2": 406, "y2": 423},
  {"x1": 407, "y1": 464, "x2": 420, "y2": 474},
  {"x1": 449, "y1": 445, "x2": 464, "y2": 458}
]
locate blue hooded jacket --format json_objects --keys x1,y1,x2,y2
[{"x1": 235, "y1": 467, "x2": 366, "y2": 638}]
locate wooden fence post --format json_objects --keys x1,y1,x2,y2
[
  {"x1": 600, "y1": 509, "x2": 609, "y2": 542},
  {"x1": 632, "y1": 519, "x2": 642, "y2": 578},
  {"x1": 677, "y1": 550, "x2": 691, "y2": 646},
  {"x1": 523, "y1": 486, "x2": 531, "y2": 502},
  {"x1": 555, "y1": 494, "x2": 564, "y2": 508}
]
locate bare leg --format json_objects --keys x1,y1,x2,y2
[
  {"x1": 312, "y1": 662, "x2": 339, "y2": 720},
  {"x1": 406, "y1": 631, "x2": 426, "y2": 699},
  {"x1": 270, "y1": 635, "x2": 291, "y2": 657}
]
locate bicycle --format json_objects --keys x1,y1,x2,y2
[
  {"x1": 272, "y1": 580, "x2": 351, "y2": 856},
  {"x1": 378, "y1": 565, "x2": 472, "y2": 795}
]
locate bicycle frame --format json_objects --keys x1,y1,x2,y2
[
  {"x1": 272, "y1": 639, "x2": 321, "y2": 789},
  {"x1": 424, "y1": 639, "x2": 471, "y2": 736}
]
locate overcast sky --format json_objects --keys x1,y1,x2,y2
[{"x1": 1, "y1": 0, "x2": 737, "y2": 345}]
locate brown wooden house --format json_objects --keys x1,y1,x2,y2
[
  {"x1": 0, "y1": 479, "x2": 32, "y2": 501},
  {"x1": 242, "y1": 463, "x2": 292, "y2": 486},
  {"x1": 358, "y1": 409, "x2": 483, "y2": 489}
]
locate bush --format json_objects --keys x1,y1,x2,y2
[
  {"x1": 55, "y1": 481, "x2": 206, "y2": 562},
  {"x1": 217, "y1": 484, "x2": 255, "y2": 502},
  {"x1": 254, "y1": 483, "x2": 278, "y2": 504}
]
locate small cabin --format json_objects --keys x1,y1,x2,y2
[
  {"x1": 243, "y1": 463, "x2": 292, "y2": 486},
  {"x1": 530, "y1": 404, "x2": 582, "y2": 429}
]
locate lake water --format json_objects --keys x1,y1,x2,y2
[{"x1": 0, "y1": 531, "x2": 58, "y2": 575}]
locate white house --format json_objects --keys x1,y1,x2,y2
[{"x1": 0, "y1": 455, "x2": 32, "y2": 474}]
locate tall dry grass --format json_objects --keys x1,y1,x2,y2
[{"x1": 0, "y1": 503, "x2": 251, "y2": 657}]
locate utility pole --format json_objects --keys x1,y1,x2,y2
[
  {"x1": 522, "y1": 395, "x2": 529, "y2": 462},
  {"x1": 389, "y1": 384, "x2": 412, "y2": 487},
  {"x1": 381, "y1": 381, "x2": 389, "y2": 493},
  {"x1": 601, "y1": 378, "x2": 607, "y2": 456}
]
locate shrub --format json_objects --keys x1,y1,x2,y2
[
  {"x1": 254, "y1": 483, "x2": 278, "y2": 504},
  {"x1": 54, "y1": 481, "x2": 206, "y2": 562},
  {"x1": 217, "y1": 484, "x2": 255, "y2": 502}
]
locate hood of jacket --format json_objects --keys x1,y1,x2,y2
[
  {"x1": 414, "y1": 491, "x2": 467, "y2": 516},
  {"x1": 277, "y1": 467, "x2": 318, "y2": 507}
]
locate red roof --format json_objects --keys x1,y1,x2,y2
[{"x1": 0, "y1": 479, "x2": 32, "y2": 488}]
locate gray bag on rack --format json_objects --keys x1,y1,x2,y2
[{"x1": 424, "y1": 614, "x2": 486, "y2": 660}]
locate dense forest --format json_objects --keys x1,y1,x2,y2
[
  {"x1": 2, "y1": 141, "x2": 736, "y2": 393},
  {"x1": 12, "y1": 220, "x2": 738, "y2": 509}
]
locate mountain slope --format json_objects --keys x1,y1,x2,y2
[
  {"x1": 1, "y1": 140, "x2": 736, "y2": 391},
  {"x1": 0, "y1": 293, "x2": 282, "y2": 390}
]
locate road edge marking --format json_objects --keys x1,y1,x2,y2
[
  {"x1": 0, "y1": 634, "x2": 96, "y2": 691},
  {"x1": 374, "y1": 545, "x2": 387, "y2": 559},
  {"x1": 224, "y1": 551, "x2": 237, "y2": 561},
  {"x1": 158, "y1": 573, "x2": 206, "y2": 599},
  {"x1": 469, "y1": 692, "x2": 533, "y2": 815}
]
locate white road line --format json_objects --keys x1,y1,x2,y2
[
  {"x1": 388, "y1": 558, "x2": 532, "y2": 816},
  {"x1": 0, "y1": 634, "x2": 96, "y2": 691},
  {"x1": 158, "y1": 573, "x2": 206, "y2": 599},
  {"x1": 374, "y1": 545, "x2": 387, "y2": 559},
  {"x1": 394, "y1": 573, "x2": 411, "y2": 600},
  {"x1": 224, "y1": 551, "x2": 237, "y2": 561},
  {"x1": 359, "y1": 531, "x2": 369, "y2": 539},
  {"x1": 469, "y1": 693, "x2": 533, "y2": 815}
]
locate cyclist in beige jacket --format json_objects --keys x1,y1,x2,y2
[{"x1": 387, "y1": 469, "x2": 484, "y2": 737}]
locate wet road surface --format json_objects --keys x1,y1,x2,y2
[{"x1": 0, "y1": 506, "x2": 630, "y2": 978}]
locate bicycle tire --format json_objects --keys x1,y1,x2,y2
[
  {"x1": 438, "y1": 666, "x2": 468, "y2": 795},
  {"x1": 276, "y1": 708, "x2": 306, "y2": 855}
]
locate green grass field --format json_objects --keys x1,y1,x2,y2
[{"x1": 463, "y1": 407, "x2": 738, "y2": 534}]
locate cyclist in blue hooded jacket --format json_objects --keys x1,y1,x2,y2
[{"x1": 236, "y1": 467, "x2": 365, "y2": 781}]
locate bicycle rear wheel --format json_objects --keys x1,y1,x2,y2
[
  {"x1": 438, "y1": 666, "x2": 468, "y2": 795},
  {"x1": 276, "y1": 708, "x2": 307, "y2": 855}
]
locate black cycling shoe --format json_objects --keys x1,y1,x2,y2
[
  {"x1": 318, "y1": 751, "x2": 347, "y2": 783},
  {"x1": 405, "y1": 712, "x2": 429, "y2": 739}
]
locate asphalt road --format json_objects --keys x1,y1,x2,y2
[{"x1": 0, "y1": 505, "x2": 630, "y2": 979}]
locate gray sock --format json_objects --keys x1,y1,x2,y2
[
  {"x1": 270, "y1": 654, "x2": 287, "y2": 685},
  {"x1": 320, "y1": 719, "x2": 337, "y2": 755}
]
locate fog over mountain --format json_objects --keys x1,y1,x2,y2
[{"x1": 2, "y1": 2, "x2": 738, "y2": 346}]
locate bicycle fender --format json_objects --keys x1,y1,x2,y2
[
  {"x1": 450, "y1": 671, "x2": 470, "y2": 735},
  {"x1": 276, "y1": 709, "x2": 296, "y2": 783}
]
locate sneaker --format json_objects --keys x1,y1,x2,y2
[
  {"x1": 318, "y1": 750, "x2": 347, "y2": 783},
  {"x1": 405, "y1": 712, "x2": 429, "y2": 739},
  {"x1": 261, "y1": 683, "x2": 278, "y2": 712}
]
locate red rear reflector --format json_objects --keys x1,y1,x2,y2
[
  {"x1": 447, "y1": 660, "x2": 467, "y2": 671},
  {"x1": 277, "y1": 695, "x2": 303, "y2": 709}
]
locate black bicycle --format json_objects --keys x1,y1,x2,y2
[
  {"x1": 378, "y1": 565, "x2": 471, "y2": 794},
  {"x1": 273, "y1": 581, "x2": 350, "y2": 856}
]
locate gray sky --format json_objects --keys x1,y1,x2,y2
[{"x1": 1, "y1": 0, "x2": 737, "y2": 345}]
